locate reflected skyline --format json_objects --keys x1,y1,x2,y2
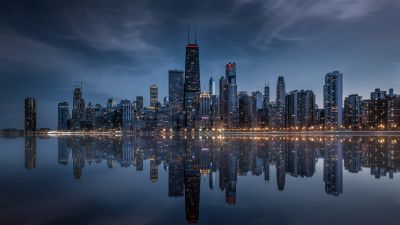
[
  {"x1": 48, "y1": 135, "x2": 400, "y2": 188},
  {"x1": 15, "y1": 135, "x2": 400, "y2": 224}
]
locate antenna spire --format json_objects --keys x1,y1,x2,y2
[
  {"x1": 194, "y1": 25, "x2": 197, "y2": 44},
  {"x1": 187, "y1": 24, "x2": 190, "y2": 44}
]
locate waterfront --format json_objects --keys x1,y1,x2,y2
[{"x1": 1, "y1": 135, "x2": 400, "y2": 225}]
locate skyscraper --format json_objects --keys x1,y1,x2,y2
[
  {"x1": 276, "y1": 76, "x2": 286, "y2": 107},
  {"x1": 238, "y1": 91, "x2": 252, "y2": 128},
  {"x1": 209, "y1": 77, "x2": 215, "y2": 96},
  {"x1": 285, "y1": 90, "x2": 298, "y2": 128},
  {"x1": 72, "y1": 86, "x2": 85, "y2": 128},
  {"x1": 198, "y1": 92, "x2": 210, "y2": 117},
  {"x1": 24, "y1": 98, "x2": 36, "y2": 132},
  {"x1": 184, "y1": 30, "x2": 200, "y2": 128},
  {"x1": 297, "y1": 90, "x2": 315, "y2": 127},
  {"x1": 58, "y1": 102, "x2": 69, "y2": 130},
  {"x1": 324, "y1": 71, "x2": 343, "y2": 129},
  {"x1": 263, "y1": 82, "x2": 270, "y2": 108},
  {"x1": 168, "y1": 70, "x2": 184, "y2": 112},
  {"x1": 84, "y1": 102, "x2": 94, "y2": 129},
  {"x1": 219, "y1": 75, "x2": 228, "y2": 125},
  {"x1": 150, "y1": 84, "x2": 158, "y2": 108},
  {"x1": 251, "y1": 91, "x2": 263, "y2": 127},
  {"x1": 120, "y1": 99, "x2": 133, "y2": 130},
  {"x1": 285, "y1": 90, "x2": 315, "y2": 128},
  {"x1": 226, "y1": 62, "x2": 239, "y2": 128},
  {"x1": 135, "y1": 96, "x2": 144, "y2": 112},
  {"x1": 343, "y1": 94, "x2": 362, "y2": 129}
]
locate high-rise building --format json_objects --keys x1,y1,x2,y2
[
  {"x1": 371, "y1": 88, "x2": 386, "y2": 100},
  {"x1": 150, "y1": 84, "x2": 158, "y2": 108},
  {"x1": 135, "y1": 96, "x2": 144, "y2": 112},
  {"x1": 276, "y1": 76, "x2": 286, "y2": 107},
  {"x1": 343, "y1": 94, "x2": 362, "y2": 129},
  {"x1": 238, "y1": 92, "x2": 252, "y2": 128},
  {"x1": 263, "y1": 82, "x2": 270, "y2": 108},
  {"x1": 72, "y1": 87, "x2": 85, "y2": 127},
  {"x1": 24, "y1": 98, "x2": 36, "y2": 132},
  {"x1": 285, "y1": 90, "x2": 298, "y2": 128},
  {"x1": 58, "y1": 102, "x2": 69, "y2": 130},
  {"x1": 84, "y1": 102, "x2": 94, "y2": 129},
  {"x1": 226, "y1": 62, "x2": 239, "y2": 128},
  {"x1": 297, "y1": 90, "x2": 315, "y2": 127},
  {"x1": 184, "y1": 31, "x2": 200, "y2": 129},
  {"x1": 219, "y1": 75, "x2": 228, "y2": 125},
  {"x1": 198, "y1": 92, "x2": 210, "y2": 117},
  {"x1": 285, "y1": 90, "x2": 315, "y2": 128},
  {"x1": 361, "y1": 88, "x2": 394, "y2": 130},
  {"x1": 120, "y1": 99, "x2": 133, "y2": 130},
  {"x1": 251, "y1": 91, "x2": 263, "y2": 127},
  {"x1": 386, "y1": 90, "x2": 400, "y2": 129},
  {"x1": 261, "y1": 83, "x2": 270, "y2": 127},
  {"x1": 93, "y1": 104, "x2": 104, "y2": 129},
  {"x1": 107, "y1": 98, "x2": 116, "y2": 111},
  {"x1": 168, "y1": 70, "x2": 184, "y2": 112},
  {"x1": 209, "y1": 77, "x2": 215, "y2": 96},
  {"x1": 324, "y1": 71, "x2": 343, "y2": 129},
  {"x1": 269, "y1": 102, "x2": 285, "y2": 128}
]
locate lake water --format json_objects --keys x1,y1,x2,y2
[{"x1": 1, "y1": 135, "x2": 400, "y2": 225}]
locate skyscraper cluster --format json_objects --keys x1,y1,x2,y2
[{"x1": 20, "y1": 30, "x2": 400, "y2": 132}]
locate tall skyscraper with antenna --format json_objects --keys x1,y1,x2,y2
[{"x1": 184, "y1": 25, "x2": 200, "y2": 128}]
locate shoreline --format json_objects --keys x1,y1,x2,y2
[{"x1": 3, "y1": 130, "x2": 400, "y2": 137}]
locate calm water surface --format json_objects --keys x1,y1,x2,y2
[{"x1": 1, "y1": 135, "x2": 400, "y2": 225}]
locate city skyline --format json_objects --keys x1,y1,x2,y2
[{"x1": 2, "y1": 0, "x2": 400, "y2": 129}]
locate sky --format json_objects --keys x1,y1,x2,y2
[{"x1": 1, "y1": 0, "x2": 400, "y2": 129}]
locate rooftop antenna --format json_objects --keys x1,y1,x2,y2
[
  {"x1": 194, "y1": 25, "x2": 197, "y2": 44},
  {"x1": 187, "y1": 24, "x2": 190, "y2": 44}
]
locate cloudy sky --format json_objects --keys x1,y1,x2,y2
[{"x1": 1, "y1": 0, "x2": 400, "y2": 129}]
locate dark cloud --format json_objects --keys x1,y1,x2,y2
[{"x1": 1, "y1": 0, "x2": 400, "y2": 128}]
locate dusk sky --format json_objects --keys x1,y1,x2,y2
[{"x1": 1, "y1": 0, "x2": 400, "y2": 129}]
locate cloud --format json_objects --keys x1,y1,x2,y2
[
  {"x1": 64, "y1": 0, "x2": 160, "y2": 54},
  {"x1": 0, "y1": 0, "x2": 400, "y2": 128},
  {"x1": 251, "y1": 0, "x2": 392, "y2": 49}
]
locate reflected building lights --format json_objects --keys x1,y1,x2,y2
[{"x1": 31, "y1": 134, "x2": 400, "y2": 223}]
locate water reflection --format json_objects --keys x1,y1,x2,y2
[
  {"x1": 22, "y1": 135, "x2": 400, "y2": 224},
  {"x1": 24, "y1": 136, "x2": 36, "y2": 169}
]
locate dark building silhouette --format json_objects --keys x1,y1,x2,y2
[
  {"x1": 168, "y1": 140, "x2": 184, "y2": 197},
  {"x1": 184, "y1": 139, "x2": 201, "y2": 224},
  {"x1": 72, "y1": 86, "x2": 85, "y2": 128},
  {"x1": 276, "y1": 76, "x2": 286, "y2": 107},
  {"x1": 24, "y1": 136, "x2": 36, "y2": 169},
  {"x1": 324, "y1": 71, "x2": 343, "y2": 129},
  {"x1": 184, "y1": 28, "x2": 200, "y2": 128},
  {"x1": 58, "y1": 102, "x2": 69, "y2": 130},
  {"x1": 58, "y1": 137, "x2": 69, "y2": 165},
  {"x1": 150, "y1": 84, "x2": 158, "y2": 108},
  {"x1": 24, "y1": 98, "x2": 36, "y2": 132},
  {"x1": 343, "y1": 94, "x2": 362, "y2": 129},
  {"x1": 324, "y1": 141, "x2": 343, "y2": 196}
]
